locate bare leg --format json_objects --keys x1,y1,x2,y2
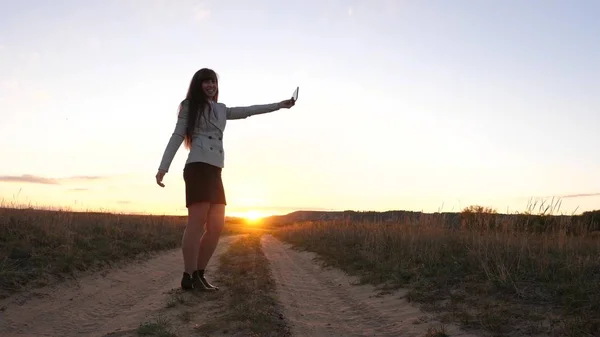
[
  {"x1": 182, "y1": 202, "x2": 210, "y2": 274},
  {"x1": 197, "y1": 203, "x2": 225, "y2": 270}
]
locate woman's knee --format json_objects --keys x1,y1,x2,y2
[
  {"x1": 206, "y1": 204, "x2": 225, "y2": 234},
  {"x1": 188, "y1": 202, "x2": 210, "y2": 228}
]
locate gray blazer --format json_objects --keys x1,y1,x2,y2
[{"x1": 158, "y1": 99, "x2": 282, "y2": 172}]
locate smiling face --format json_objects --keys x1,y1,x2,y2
[
  {"x1": 188, "y1": 68, "x2": 219, "y2": 102},
  {"x1": 202, "y1": 78, "x2": 218, "y2": 100}
]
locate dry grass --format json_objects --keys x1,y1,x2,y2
[
  {"x1": 195, "y1": 233, "x2": 291, "y2": 337},
  {"x1": 274, "y1": 203, "x2": 600, "y2": 337},
  {"x1": 136, "y1": 315, "x2": 177, "y2": 337},
  {"x1": 0, "y1": 203, "x2": 252, "y2": 299}
]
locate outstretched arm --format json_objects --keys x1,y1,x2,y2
[
  {"x1": 225, "y1": 99, "x2": 295, "y2": 120},
  {"x1": 157, "y1": 100, "x2": 189, "y2": 175}
]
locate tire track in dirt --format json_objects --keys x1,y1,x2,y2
[
  {"x1": 261, "y1": 235, "x2": 480, "y2": 337},
  {"x1": 0, "y1": 235, "x2": 237, "y2": 337}
]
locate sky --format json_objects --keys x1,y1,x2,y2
[{"x1": 1, "y1": 0, "x2": 599, "y2": 217}]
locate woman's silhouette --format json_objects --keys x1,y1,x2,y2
[{"x1": 155, "y1": 68, "x2": 295, "y2": 290}]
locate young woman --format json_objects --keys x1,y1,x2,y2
[{"x1": 155, "y1": 68, "x2": 295, "y2": 291}]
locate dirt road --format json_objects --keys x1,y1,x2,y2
[
  {"x1": 262, "y1": 235, "x2": 479, "y2": 337},
  {"x1": 2, "y1": 234, "x2": 479, "y2": 337},
  {"x1": 0, "y1": 236, "x2": 235, "y2": 337}
]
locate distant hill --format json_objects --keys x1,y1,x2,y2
[{"x1": 265, "y1": 209, "x2": 440, "y2": 225}]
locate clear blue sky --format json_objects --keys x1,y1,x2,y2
[{"x1": 1, "y1": 0, "x2": 599, "y2": 216}]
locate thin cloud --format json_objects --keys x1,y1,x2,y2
[
  {"x1": 117, "y1": 200, "x2": 131, "y2": 205},
  {"x1": 0, "y1": 175, "x2": 58, "y2": 184},
  {"x1": 66, "y1": 175, "x2": 104, "y2": 181},
  {"x1": 558, "y1": 193, "x2": 600, "y2": 199},
  {"x1": 68, "y1": 188, "x2": 90, "y2": 192},
  {"x1": 0, "y1": 174, "x2": 108, "y2": 185},
  {"x1": 347, "y1": 7, "x2": 354, "y2": 16}
]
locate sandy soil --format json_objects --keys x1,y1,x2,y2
[
  {"x1": 0, "y1": 235, "x2": 236, "y2": 337},
  {"x1": 261, "y1": 235, "x2": 481, "y2": 337}
]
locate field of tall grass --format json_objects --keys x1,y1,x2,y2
[
  {"x1": 3, "y1": 197, "x2": 599, "y2": 336},
  {"x1": 0, "y1": 203, "x2": 252, "y2": 299},
  {"x1": 274, "y1": 203, "x2": 600, "y2": 337}
]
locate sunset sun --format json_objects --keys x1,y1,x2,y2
[{"x1": 244, "y1": 210, "x2": 264, "y2": 223}]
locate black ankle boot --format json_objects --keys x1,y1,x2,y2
[
  {"x1": 180, "y1": 272, "x2": 200, "y2": 290},
  {"x1": 181, "y1": 271, "x2": 216, "y2": 291},
  {"x1": 196, "y1": 269, "x2": 219, "y2": 290}
]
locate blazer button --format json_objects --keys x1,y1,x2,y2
[
  {"x1": 210, "y1": 147, "x2": 213, "y2": 150},
  {"x1": 208, "y1": 136, "x2": 213, "y2": 139}
]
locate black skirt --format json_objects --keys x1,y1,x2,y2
[{"x1": 183, "y1": 161, "x2": 227, "y2": 207}]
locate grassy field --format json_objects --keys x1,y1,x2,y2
[
  {"x1": 273, "y1": 208, "x2": 600, "y2": 337},
  {"x1": 3, "y1": 199, "x2": 599, "y2": 337},
  {"x1": 0, "y1": 205, "x2": 252, "y2": 299}
]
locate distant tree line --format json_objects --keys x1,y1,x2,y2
[{"x1": 266, "y1": 207, "x2": 600, "y2": 235}]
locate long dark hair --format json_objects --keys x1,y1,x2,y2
[{"x1": 180, "y1": 68, "x2": 219, "y2": 149}]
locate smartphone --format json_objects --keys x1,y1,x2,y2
[{"x1": 292, "y1": 86, "x2": 299, "y2": 102}]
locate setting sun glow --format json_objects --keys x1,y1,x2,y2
[{"x1": 244, "y1": 210, "x2": 264, "y2": 223}]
